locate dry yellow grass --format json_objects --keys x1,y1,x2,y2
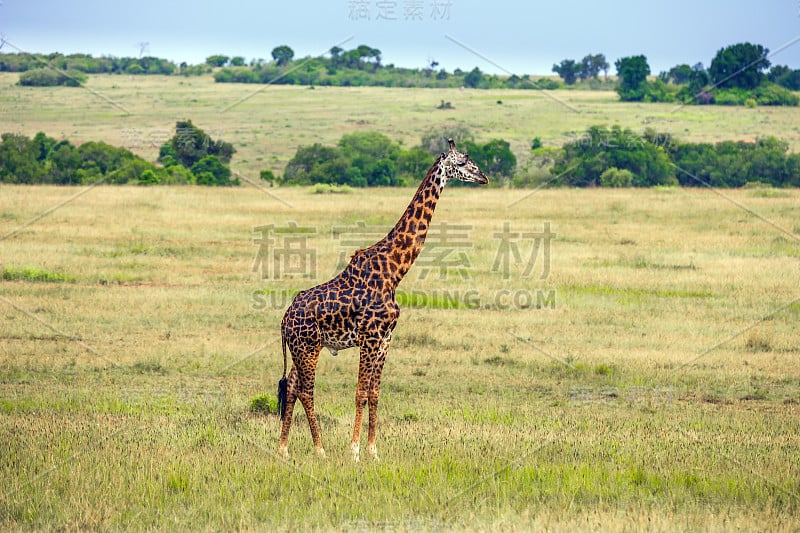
[{"x1": 1, "y1": 184, "x2": 799, "y2": 530}]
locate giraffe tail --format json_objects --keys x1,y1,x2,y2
[{"x1": 277, "y1": 327, "x2": 288, "y2": 420}]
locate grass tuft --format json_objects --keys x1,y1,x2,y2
[
  {"x1": 250, "y1": 394, "x2": 280, "y2": 416},
  {"x1": 2, "y1": 265, "x2": 75, "y2": 283}
]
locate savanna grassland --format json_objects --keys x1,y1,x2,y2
[
  {"x1": 1, "y1": 73, "x2": 800, "y2": 530},
  {"x1": 2, "y1": 72, "x2": 800, "y2": 178}
]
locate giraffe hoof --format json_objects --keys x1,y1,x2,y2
[
  {"x1": 351, "y1": 443, "x2": 360, "y2": 463},
  {"x1": 316, "y1": 447, "x2": 327, "y2": 459},
  {"x1": 368, "y1": 444, "x2": 379, "y2": 461},
  {"x1": 278, "y1": 446, "x2": 289, "y2": 460}
]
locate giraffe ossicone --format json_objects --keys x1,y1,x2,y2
[{"x1": 276, "y1": 139, "x2": 488, "y2": 460}]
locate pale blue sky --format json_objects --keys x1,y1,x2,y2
[{"x1": 1, "y1": 0, "x2": 799, "y2": 75}]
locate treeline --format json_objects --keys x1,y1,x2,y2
[
  {"x1": 213, "y1": 44, "x2": 557, "y2": 90},
  {"x1": 274, "y1": 129, "x2": 517, "y2": 187},
  {"x1": 0, "y1": 121, "x2": 237, "y2": 186},
  {"x1": 3, "y1": 123, "x2": 797, "y2": 189},
  {"x1": 609, "y1": 43, "x2": 799, "y2": 106},
  {"x1": 6, "y1": 41, "x2": 799, "y2": 103},
  {"x1": 549, "y1": 125, "x2": 800, "y2": 188},
  {"x1": 0, "y1": 52, "x2": 185, "y2": 75}
]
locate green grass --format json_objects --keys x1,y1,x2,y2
[
  {"x1": 1, "y1": 185, "x2": 799, "y2": 529},
  {"x1": 2, "y1": 265, "x2": 75, "y2": 282}
]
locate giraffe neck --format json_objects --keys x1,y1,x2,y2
[{"x1": 372, "y1": 156, "x2": 445, "y2": 287}]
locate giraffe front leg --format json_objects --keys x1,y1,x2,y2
[
  {"x1": 352, "y1": 333, "x2": 391, "y2": 462},
  {"x1": 350, "y1": 380, "x2": 368, "y2": 462},
  {"x1": 366, "y1": 351, "x2": 387, "y2": 461}
]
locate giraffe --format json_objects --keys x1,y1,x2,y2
[{"x1": 277, "y1": 139, "x2": 488, "y2": 461}]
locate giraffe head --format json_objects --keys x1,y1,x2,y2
[{"x1": 439, "y1": 138, "x2": 489, "y2": 186}]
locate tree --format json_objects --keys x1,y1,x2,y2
[
  {"x1": 595, "y1": 54, "x2": 611, "y2": 80},
  {"x1": 579, "y1": 54, "x2": 608, "y2": 80},
  {"x1": 398, "y1": 147, "x2": 432, "y2": 182},
  {"x1": 551, "y1": 125, "x2": 675, "y2": 187},
  {"x1": 420, "y1": 125, "x2": 474, "y2": 156},
  {"x1": 615, "y1": 55, "x2": 650, "y2": 101},
  {"x1": 205, "y1": 55, "x2": 230, "y2": 67},
  {"x1": 271, "y1": 45, "x2": 295, "y2": 66},
  {"x1": 665, "y1": 64, "x2": 693, "y2": 84},
  {"x1": 768, "y1": 65, "x2": 800, "y2": 91},
  {"x1": 367, "y1": 47, "x2": 382, "y2": 72},
  {"x1": 230, "y1": 56, "x2": 246, "y2": 67},
  {"x1": 191, "y1": 155, "x2": 234, "y2": 186},
  {"x1": 552, "y1": 59, "x2": 578, "y2": 85},
  {"x1": 463, "y1": 139, "x2": 516, "y2": 182},
  {"x1": 158, "y1": 120, "x2": 235, "y2": 170},
  {"x1": 338, "y1": 131, "x2": 400, "y2": 186},
  {"x1": 283, "y1": 143, "x2": 341, "y2": 185},
  {"x1": 46, "y1": 140, "x2": 83, "y2": 184},
  {"x1": 0, "y1": 133, "x2": 45, "y2": 183},
  {"x1": 708, "y1": 42, "x2": 770, "y2": 90},
  {"x1": 464, "y1": 67, "x2": 483, "y2": 88}
]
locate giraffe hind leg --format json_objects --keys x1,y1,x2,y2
[
  {"x1": 290, "y1": 343, "x2": 325, "y2": 457},
  {"x1": 278, "y1": 366, "x2": 299, "y2": 459}
]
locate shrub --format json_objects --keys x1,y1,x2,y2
[
  {"x1": 551, "y1": 125, "x2": 675, "y2": 187},
  {"x1": 138, "y1": 169, "x2": 159, "y2": 186},
  {"x1": 18, "y1": 68, "x2": 86, "y2": 87},
  {"x1": 249, "y1": 395, "x2": 280, "y2": 416},
  {"x1": 191, "y1": 155, "x2": 233, "y2": 186},
  {"x1": 259, "y1": 168, "x2": 277, "y2": 184},
  {"x1": 600, "y1": 167, "x2": 634, "y2": 187},
  {"x1": 754, "y1": 83, "x2": 800, "y2": 106},
  {"x1": 713, "y1": 89, "x2": 748, "y2": 106}
]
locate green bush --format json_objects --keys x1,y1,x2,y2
[
  {"x1": 138, "y1": 169, "x2": 160, "y2": 186},
  {"x1": 249, "y1": 395, "x2": 280, "y2": 416},
  {"x1": 671, "y1": 136, "x2": 797, "y2": 187},
  {"x1": 551, "y1": 125, "x2": 675, "y2": 187},
  {"x1": 157, "y1": 120, "x2": 237, "y2": 186},
  {"x1": 713, "y1": 89, "x2": 748, "y2": 106},
  {"x1": 259, "y1": 168, "x2": 277, "y2": 184},
  {"x1": 283, "y1": 130, "x2": 516, "y2": 187},
  {"x1": 551, "y1": 124, "x2": 799, "y2": 189},
  {"x1": 18, "y1": 68, "x2": 86, "y2": 87},
  {"x1": 0, "y1": 131, "x2": 175, "y2": 186},
  {"x1": 600, "y1": 167, "x2": 634, "y2": 187},
  {"x1": 754, "y1": 83, "x2": 799, "y2": 106}
]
